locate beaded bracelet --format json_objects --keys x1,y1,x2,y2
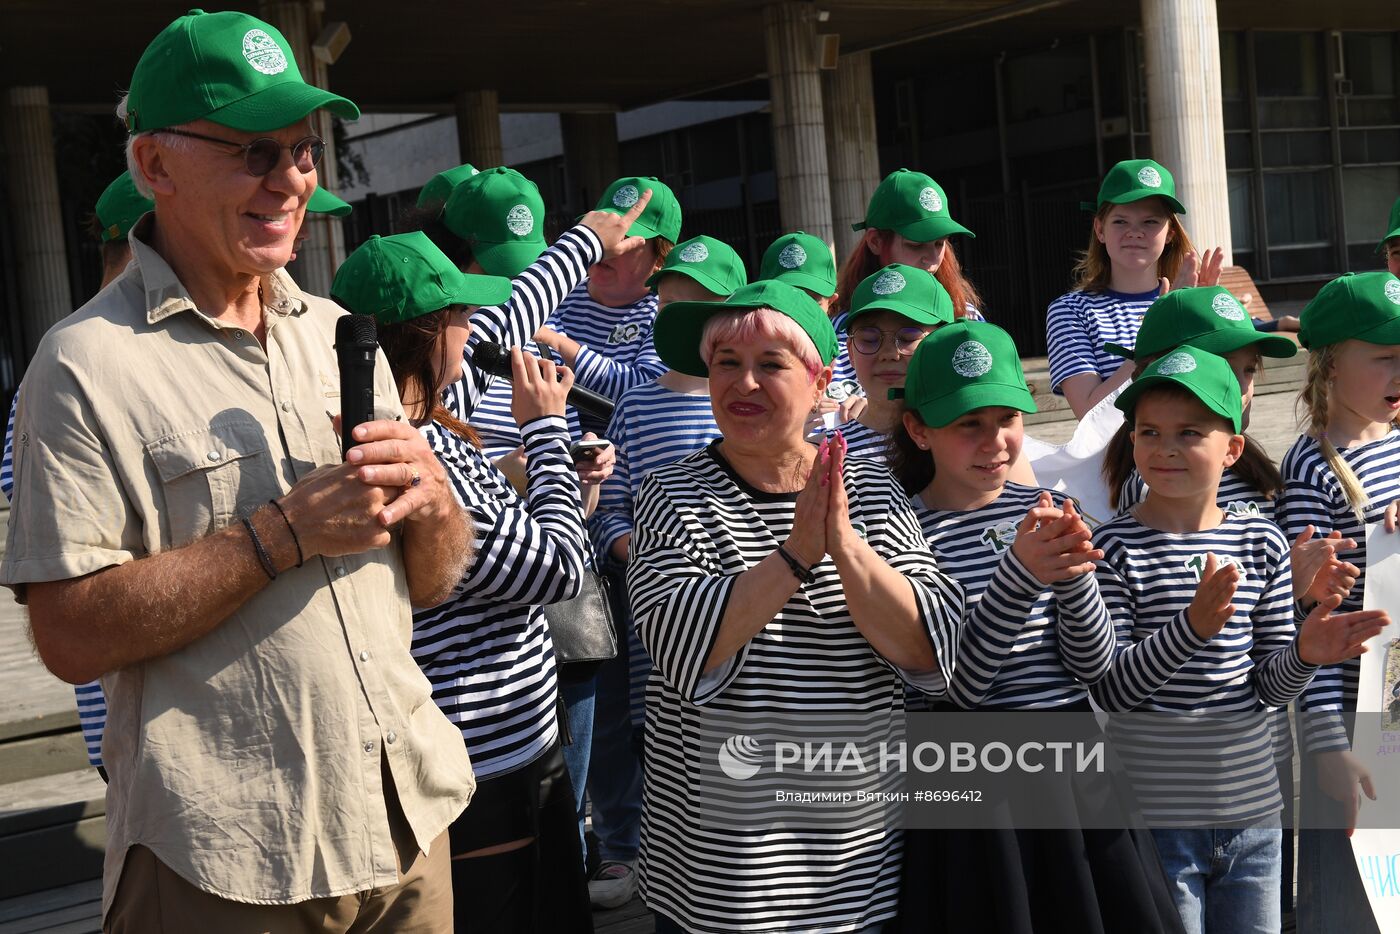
[{"x1": 242, "y1": 516, "x2": 277, "y2": 581}]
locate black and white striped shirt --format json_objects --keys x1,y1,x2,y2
[
  {"x1": 443, "y1": 225, "x2": 602, "y2": 427},
  {"x1": 411, "y1": 415, "x2": 588, "y2": 779},
  {"x1": 1277, "y1": 430, "x2": 1400, "y2": 753},
  {"x1": 914, "y1": 483, "x2": 1114, "y2": 709},
  {"x1": 628, "y1": 443, "x2": 964, "y2": 932},
  {"x1": 1091, "y1": 511, "x2": 1315, "y2": 824}
]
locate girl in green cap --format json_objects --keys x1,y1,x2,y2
[
  {"x1": 1092, "y1": 345, "x2": 1382, "y2": 934},
  {"x1": 890, "y1": 319, "x2": 1185, "y2": 934},
  {"x1": 332, "y1": 233, "x2": 597, "y2": 933},
  {"x1": 1047, "y1": 158, "x2": 1223, "y2": 420},
  {"x1": 830, "y1": 169, "x2": 984, "y2": 407},
  {"x1": 1277, "y1": 270, "x2": 1400, "y2": 934}
]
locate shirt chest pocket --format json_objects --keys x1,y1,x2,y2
[{"x1": 145, "y1": 421, "x2": 278, "y2": 549}]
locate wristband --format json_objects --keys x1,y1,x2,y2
[
  {"x1": 777, "y1": 545, "x2": 816, "y2": 585},
  {"x1": 269, "y1": 499, "x2": 304, "y2": 568},
  {"x1": 242, "y1": 516, "x2": 277, "y2": 581}
]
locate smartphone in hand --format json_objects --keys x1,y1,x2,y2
[{"x1": 569, "y1": 439, "x2": 612, "y2": 461}]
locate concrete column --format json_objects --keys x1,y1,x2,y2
[
  {"x1": 1140, "y1": 0, "x2": 1233, "y2": 263},
  {"x1": 823, "y1": 50, "x2": 880, "y2": 260},
  {"x1": 2, "y1": 86, "x2": 73, "y2": 360},
  {"x1": 561, "y1": 112, "x2": 620, "y2": 217},
  {"x1": 260, "y1": 0, "x2": 342, "y2": 294},
  {"x1": 454, "y1": 90, "x2": 504, "y2": 168},
  {"x1": 763, "y1": 2, "x2": 834, "y2": 244}
]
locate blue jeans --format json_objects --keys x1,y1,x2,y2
[
  {"x1": 560, "y1": 676, "x2": 595, "y2": 866},
  {"x1": 586, "y1": 642, "x2": 643, "y2": 864},
  {"x1": 1151, "y1": 821, "x2": 1281, "y2": 934}
]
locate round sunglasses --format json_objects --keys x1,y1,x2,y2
[
  {"x1": 850, "y1": 325, "x2": 928, "y2": 356},
  {"x1": 159, "y1": 128, "x2": 324, "y2": 177}
]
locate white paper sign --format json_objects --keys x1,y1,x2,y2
[
  {"x1": 1354, "y1": 523, "x2": 1400, "y2": 930},
  {"x1": 1023, "y1": 386, "x2": 1126, "y2": 528}
]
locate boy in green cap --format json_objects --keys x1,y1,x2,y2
[
  {"x1": 586, "y1": 232, "x2": 746, "y2": 908},
  {"x1": 11, "y1": 9, "x2": 488, "y2": 932},
  {"x1": 761, "y1": 231, "x2": 838, "y2": 310},
  {"x1": 1048, "y1": 158, "x2": 1225, "y2": 420},
  {"x1": 90, "y1": 171, "x2": 154, "y2": 288},
  {"x1": 1381, "y1": 196, "x2": 1400, "y2": 278}
]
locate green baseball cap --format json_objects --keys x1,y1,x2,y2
[
  {"x1": 898, "y1": 320, "x2": 1036, "y2": 427},
  {"x1": 1085, "y1": 159, "x2": 1185, "y2": 214},
  {"x1": 1378, "y1": 196, "x2": 1400, "y2": 253},
  {"x1": 852, "y1": 169, "x2": 974, "y2": 241},
  {"x1": 1105, "y1": 286, "x2": 1296, "y2": 361},
  {"x1": 847, "y1": 264, "x2": 956, "y2": 328},
  {"x1": 653, "y1": 280, "x2": 838, "y2": 378},
  {"x1": 760, "y1": 231, "x2": 837, "y2": 297},
  {"x1": 594, "y1": 177, "x2": 682, "y2": 242},
  {"x1": 442, "y1": 167, "x2": 547, "y2": 278},
  {"x1": 95, "y1": 172, "x2": 154, "y2": 243},
  {"x1": 331, "y1": 232, "x2": 512, "y2": 326},
  {"x1": 1115, "y1": 345, "x2": 1243, "y2": 434},
  {"x1": 646, "y1": 236, "x2": 748, "y2": 295},
  {"x1": 126, "y1": 9, "x2": 358, "y2": 133},
  {"x1": 417, "y1": 164, "x2": 479, "y2": 213},
  {"x1": 1299, "y1": 271, "x2": 1400, "y2": 350},
  {"x1": 306, "y1": 186, "x2": 352, "y2": 218}
]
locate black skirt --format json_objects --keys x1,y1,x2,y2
[{"x1": 893, "y1": 708, "x2": 1186, "y2": 934}]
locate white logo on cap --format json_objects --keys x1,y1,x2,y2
[
  {"x1": 612, "y1": 185, "x2": 640, "y2": 209},
  {"x1": 1137, "y1": 166, "x2": 1163, "y2": 188},
  {"x1": 778, "y1": 243, "x2": 807, "y2": 269},
  {"x1": 1386, "y1": 280, "x2": 1400, "y2": 306},
  {"x1": 872, "y1": 270, "x2": 907, "y2": 295},
  {"x1": 505, "y1": 205, "x2": 534, "y2": 236},
  {"x1": 951, "y1": 340, "x2": 993, "y2": 378},
  {"x1": 1212, "y1": 293, "x2": 1245, "y2": 321},
  {"x1": 679, "y1": 242, "x2": 709, "y2": 263},
  {"x1": 1157, "y1": 351, "x2": 1198, "y2": 375},
  {"x1": 919, "y1": 186, "x2": 943, "y2": 213},
  {"x1": 241, "y1": 29, "x2": 288, "y2": 76}
]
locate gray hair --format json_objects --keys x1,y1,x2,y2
[{"x1": 119, "y1": 93, "x2": 192, "y2": 199}]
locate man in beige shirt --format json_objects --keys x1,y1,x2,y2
[{"x1": 1, "y1": 10, "x2": 476, "y2": 932}]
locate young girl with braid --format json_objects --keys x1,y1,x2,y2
[{"x1": 1277, "y1": 271, "x2": 1400, "y2": 934}]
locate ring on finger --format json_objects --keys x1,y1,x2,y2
[{"x1": 406, "y1": 465, "x2": 422, "y2": 489}]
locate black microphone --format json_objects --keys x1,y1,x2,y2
[
  {"x1": 470, "y1": 341, "x2": 615, "y2": 420},
  {"x1": 335, "y1": 314, "x2": 378, "y2": 459}
]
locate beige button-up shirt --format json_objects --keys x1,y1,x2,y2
[{"x1": 1, "y1": 222, "x2": 475, "y2": 914}]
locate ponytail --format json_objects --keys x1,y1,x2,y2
[
  {"x1": 1298, "y1": 346, "x2": 1370, "y2": 523},
  {"x1": 1102, "y1": 420, "x2": 1136, "y2": 511},
  {"x1": 1232, "y1": 436, "x2": 1283, "y2": 501},
  {"x1": 890, "y1": 407, "x2": 936, "y2": 496}
]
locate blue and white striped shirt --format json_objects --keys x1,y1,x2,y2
[
  {"x1": 914, "y1": 483, "x2": 1114, "y2": 709},
  {"x1": 1045, "y1": 287, "x2": 1157, "y2": 394},
  {"x1": 413, "y1": 414, "x2": 589, "y2": 779},
  {"x1": 1091, "y1": 511, "x2": 1315, "y2": 823},
  {"x1": 1119, "y1": 466, "x2": 1276, "y2": 524},
  {"x1": 471, "y1": 281, "x2": 664, "y2": 459},
  {"x1": 1277, "y1": 430, "x2": 1400, "y2": 753}
]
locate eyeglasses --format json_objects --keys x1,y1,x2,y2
[
  {"x1": 850, "y1": 325, "x2": 928, "y2": 356},
  {"x1": 159, "y1": 128, "x2": 324, "y2": 177}
]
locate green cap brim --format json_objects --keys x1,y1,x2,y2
[
  {"x1": 645, "y1": 266, "x2": 727, "y2": 294},
  {"x1": 1184, "y1": 329, "x2": 1298, "y2": 359},
  {"x1": 653, "y1": 302, "x2": 735, "y2": 377},
  {"x1": 892, "y1": 216, "x2": 975, "y2": 242},
  {"x1": 447, "y1": 274, "x2": 513, "y2": 308},
  {"x1": 473, "y1": 238, "x2": 546, "y2": 279},
  {"x1": 205, "y1": 82, "x2": 359, "y2": 133},
  {"x1": 847, "y1": 299, "x2": 950, "y2": 328},
  {"x1": 1377, "y1": 229, "x2": 1400, "y2": 254},
  {"x1": 768, "y1": 270, "x2": 837, "y2": 298},
  {"x1": 307, "y1": 187, "x2": 352, "y2": 217},
  {"x1": 1103, "y1": 189, "x2": 1187, "y2": 215},
  {"x1": 1117, "y1": 373, "x2": 1240, "y2": 433},
  {"x1": 906, "y1": 383, "x2": 1038, "y2": 428},
  {"x1": 1103, "y1": 341, "x2": 1135, "y2": 359}
]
